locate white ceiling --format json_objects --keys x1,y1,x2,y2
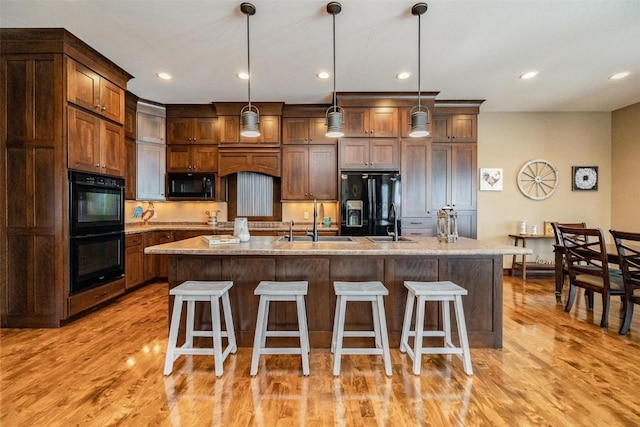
[{"x1": 2, "y1": 0, "x2": 639, "y2": 112}]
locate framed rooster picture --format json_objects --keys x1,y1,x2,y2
[{"x1": 480, "y1": 168, "x2": 503, "y2": 191}]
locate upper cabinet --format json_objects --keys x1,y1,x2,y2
[
  {"x1": 137, "y1": 102, "x2": 166, "y2": 144},
  {"x1": 167, "y1": 117, "x2": 218, "y2": 144},
  {"x1": 339, "y1": 138, "x2": 399, "y2": 171},
  {"x1": 282, "y1": 117, "x2": 336, "y2": 145},
  {"x1": 282, "y1": 144, "x2": 337, "y2": 201},
  {"x1": 67, "y1": 58, "x2": 125, "y2": 124},
  {"x1": 343, "y1": 107, "x2": 398, "y2": 137},
  {"x1": 432, "y1": 114, "x2": 477, "y2": 143},
  {"x1": 218, "y1": 115, "x2": 280, "y2": 145}
]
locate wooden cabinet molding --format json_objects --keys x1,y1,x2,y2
[{"x1": 218, "y1": 148, "x2": 281, "y2": 177}]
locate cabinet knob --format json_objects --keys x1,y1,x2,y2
[
  {"x1": 193, "y1": 166, "x2": 197, "y2": 170},
  {"x1": 95, "y1": 105, "x2": 100, "y2": 110},
  {"x1": 95, "y1": 163, "x2": 100, "y2": 168},
  {"x1": 101, "y1": 107, "x2": 106, "y2": 112}
]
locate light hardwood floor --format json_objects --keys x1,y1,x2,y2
[{"x1": 2, "y1": 276, "x2": 639, "y2": 426}]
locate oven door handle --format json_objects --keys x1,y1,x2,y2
[{"x1": 71, "y1": 230, "x2": 124, "y2": 240}]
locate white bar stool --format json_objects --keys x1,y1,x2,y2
[
  {"x1": 250, "y1": 281, "x2": 310, "y2": 376},
  {"x1": 164, "y1": 280, "x2": 237, "y2": 377},
  {"x1": 331, "y1": 281, "x2": 392, "y2": 376},
  {"x1": 400, "y1": 281, "x2": 473, "y2": 375}
]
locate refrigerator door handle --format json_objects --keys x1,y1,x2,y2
[{"x1": 369, "y1": 178, "x2": 377, "y2": 235}]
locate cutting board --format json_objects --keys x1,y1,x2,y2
[{"x1": 201, "y1": 235, "x2": 240, "y2": 245}]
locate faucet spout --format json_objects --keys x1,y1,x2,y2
[
  {"x1": 387, "y1": 202, "x2": 399, "y2": 242},
  {"x1": 289, "y1": 220, "x2": 294, "y2": 241},
  {"x1": 307, "y1": 199, "x2": 319, "y2": 242}
]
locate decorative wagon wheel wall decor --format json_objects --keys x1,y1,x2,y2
[{"x1": 516, "y1": 159, "x2": 559, "y2": 200}]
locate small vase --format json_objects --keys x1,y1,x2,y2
[{"x1": 238, "y1": 226, "x2": 250, "y2": 242}]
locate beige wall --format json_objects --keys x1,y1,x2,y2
[
  {"x1": 611, "y1": 102, "x2": 640, "y2": 231},
  {"x1": 477, "y1": 112, "x2": 612, "y2": 266}
]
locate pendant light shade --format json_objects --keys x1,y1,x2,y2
[
  {"x1": 240, "y1": 2, "x2": 260, "y2": 138},
  {"x1": 325, "y1": 2, "x2": 344, "y2": 138},
  {"x1": 409, "y1": 2, "x2": 430, "y2": 138}
]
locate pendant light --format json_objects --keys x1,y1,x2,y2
[
  {"x1": 409, "y1": 2, "x2": 430, "y2": 138},
  {"x1": 325, "y1": 2, "x2": 344, "y2": 138},
  {"x1": 240, "y1": 2, "x2": 259, "y2": 137}
]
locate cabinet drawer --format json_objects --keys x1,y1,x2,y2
[
  {"x1": 403, "y1": 228, "x2": 434, "y2": 237},
  {"x1": 68, "y1": 278, "x2": 126, "y2": 316},
  {"x1": 403, "y1": 218, "x2": 431, "y2": 228},
  {"x1": 126, "y1": 234, "x2": 143, "y2": 247}
]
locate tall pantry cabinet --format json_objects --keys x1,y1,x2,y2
[{"x1": 0, "y1": 29, "x2": 132, "y2": 327}]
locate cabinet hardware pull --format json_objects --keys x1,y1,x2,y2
[{"x1": 101, "y1": 107, "x2": 106, "y2": 111}]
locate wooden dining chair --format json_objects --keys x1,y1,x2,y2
[
  {"x1": 552, "y1": 222, "x2": 587, "y2": 302},
  {"x1": 609, "y1": 230, "x2": 640, "y2": 335},
  {"x1": 558, "y1": 226, "x2": 625, "y2": 328}
]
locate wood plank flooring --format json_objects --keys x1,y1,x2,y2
[{"x1": 2, "y1": 276, "x2": 640, "y2": 426}]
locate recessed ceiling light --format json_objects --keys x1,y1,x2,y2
[
  {"x1": 396, "y1": 71, "x2": 412, "y2": 80},
  {"x1": 609, "y1": 71, "x2": 630, "y2": 80},
  {"x1": 156, "y1": 72, "x2": 172, "y2": 80},
  {"x1": 519, "y1": 71, "x2": 539, "y2": 80},
  {"x1": 316, "y1": 71, "x2": 330, "y2": 79},
  {"x1": 237, "y1": 72, "x2": 249, "y2": 80}
]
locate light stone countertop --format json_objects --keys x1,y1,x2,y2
[
  {"x1": 125, "y1": 221, "x2": 339, "y2": 235},
  {"x1": 144, "y1": 235, "x2": 532, "y2": 256}
]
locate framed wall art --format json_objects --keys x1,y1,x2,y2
[
  {"x1": 480, "y1": 168, "x2": 503, "y2": 191},
  {"x1": 572, "y1": 166, "x2": 598, "y2": 191}
]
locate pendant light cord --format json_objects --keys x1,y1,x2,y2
[
  {"x1": 247, "y1": 12, "x2": 252, "y2": 108},
  {"x1": 332, "y1": 11, "x2": 337, "y2": 113},
  {"x1": 417, "y1": 12, "x2": 421, "y2": 109}
]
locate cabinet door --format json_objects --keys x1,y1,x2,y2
[
  {"x1": 99, "y1": 78, "x2": 124, "y2": 124},
  {"x1": 68, "y1": 107, "x2": 100, "y2": 172},
  {"x1": 431, "y1": 144, "x2": 452, "y2": 209},
  {"x1": 124, "y1": 105, "x2": 136, "y2": 139},
  {"x1": 137, "y1": 112, "x2": 165, "y2": 144},
  {"x1": 339, "y1": 138, "x2": 369, "y2": 170},
  {"x1": 137, "y1": 142, "x2": 166, "y2": 200},
  {"x1": 192, "y1": 145, "x2": 218, "y2": 172},
  {"x1": 240, "y1": 115, "x2": 280, "y2": 144},
  {"x1": 369, "y1": 139, "x2": 399, "y2": 170},
  {"x1": 166, "y1": 118, "x2": 193, "y2": 144},
  {"x1": 282, "y1": 118, "x2": 310, "y2": 144},
  {"x1": 125, "y1": 239, "x2": 144, "y2": 289},
  {"x1": 67, "y1": 59, "x2": 100, "y2": 112},
  {"x1": 125, "y1": 138, "x2": 136, "y2": 200},
  {"x1": 451, "y1": 143, "x2": 477, "y2": 210},
  {"x1": 219, "y1": 116, "x2": 239, "y2": 143},
  {"x1": 450, "y1": 115, "x2": 477, "y2": 142},
  {"x1": 282, "y1": 146, "x2": 309, "y2": 200},
  {"x1": 309, "y1": 117, "x2": 336, "y2": 144},
  {"x1": 308, "y1": 145, "x2": 337, "y2": 200},
  {"x1": 401, "y1": 139, "x2": 432, "y2": 217},
  {"x1": 166, "y1": 145, "x2": 191, "y2": 172},
  {"x1": 155, "y1": 232, "x2": 173, "y2": 277},
  {"x1": 343, "y1": 108, "x2": 369, "y2": 137},
  {"x1": 100, "y1": 120, "x2": 125, "y2": 177},
  {"x1": 455, "y1": 210, "x2": 477, "y2": 239},
  {"x1": 432, "y1": 115, "x2": 451, "y2": 142},
  {"x1": 143, "y1": 233, "x2": 157, "y2": 281},
  {"x1": 369, "y1": 107, "x2": 398, "y2": 137},
  {"x1": 193, "y1": 118, "x2": 218, "y2": 144}
]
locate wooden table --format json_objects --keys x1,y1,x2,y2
[{"x1": 509, "y1": 234, "x2": 555, "y2": 280}]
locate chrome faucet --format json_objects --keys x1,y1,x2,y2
[
  {"x1": 289, "y1": 220, "x2": 294, "y2": 241},
  {"x1": 387, "y1": 202, "x2": 399, "y2": 242},
  {"x1": 306, "y1": 199, "x2": 319, "y2": 242}
]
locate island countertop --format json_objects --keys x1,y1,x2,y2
[{"x1": 144, "y1": 235, "x2": 532, "y2": 256}]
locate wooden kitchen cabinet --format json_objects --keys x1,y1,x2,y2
[
  {"x1": 166, "y1": 145, "x2": 218, "y2": 172},
  {"x1": 218, "y1": 115, "x2": 280, "y2": 145},
  {"x1": 282, "y1": 145, "x2": 337, "y2": 200},
  {"x1": 167, "y1": 117, "x2": 218, "y2": 144},
  {"x1": 282, "y1": 117, "x2": 336, "y2": 145},
  {"x1": 137, "y1": 111, "x2": 165, "y2": 144},
  {"x1": 143, "y1": 231, "x2": 173, "y2": 280},
  {"x1": 125, "y1": 234, "x2": 144, "y2": 289},
  {"x1": 67, "y1": 57, "x2": 124, "y2": 124},
  {"x1": 67, "y1": 106, "x2": 125, "y2": 177},
  {"x1": 343, "y1": 107, "x2": 398, "y2": 137},
  {"x1": 136, "y1": 142, "x2": 166, "y2": 200},
  {"x1": 432, "y1": 114, "x2": 477, "y2": 143},
  {"x1": 217, "y1": 148, "x2": 281, "y2": 177},
  {"x1": 125, "y1": 138, "x2": 137, "y2": 200},
  {"x1": 339, "y1": 138, "x2": 399, "y2": 171}
]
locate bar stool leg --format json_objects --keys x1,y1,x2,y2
[
  {"x1": 331, "y1": 296, "x2": 340, "y2": 354},
  {"x1": 296, "y1": 295, "x2": 310, "y2": 376},
  {"x1": 260, "y1": 298, "x2": 270, "y2": 350},
  {"x1": 186, "y1": 299, "x2": 195, "y2": 348},
  {"x1": 251, "y1": 296, "x2": 269, "y2": 376},
  {"x1": 371, "y1": 300, "x2": 382, "y2": 349},
  {"x1": 376, "y1": 295, "x2": 392, "y2": 376},
  {"x1": 164, "y1": 295, "x2": 184, "y2": 375},
  {"x1": 454, "y1": 295, "x2": 473, "y2": 375},
  {"x1": 333, "y1": 296, "x2": 347, "y2": 376},
  {"x1": 413, "y1": 295, "x2": 426, "y2": 375},
  {"x1": 400, "y1": 290, "x2": 415, "y2": 353},
  {"x1": 210, "y1": 295, "x2": 224, "y2": 377},
  {"x1": 222, "y1": 292, "x2": 237, "y2": 353},
  {"x1": 442, "y1": 299, "x2": 453, "y2": 349}
]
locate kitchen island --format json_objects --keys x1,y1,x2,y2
[{"x1": 146, "y1": 236, "x2": 530, "y2": 349}]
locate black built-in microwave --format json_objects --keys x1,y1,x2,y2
[{"x1": 167, "y1": 172, "x2": 215, "y2": 200}]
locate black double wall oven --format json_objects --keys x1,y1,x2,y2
[{"x1": 69, "y1": 171, "x2": 125, "y2": 295}]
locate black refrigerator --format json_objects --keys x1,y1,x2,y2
[{"x1": 340, "y1": 172, "x2": 401, "y2": 236}]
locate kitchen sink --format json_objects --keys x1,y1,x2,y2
[
  {"x1": 366, "y1": 236, "x2": 417, "y2": 243},
  {"x1": 276, "y1": 235, "x2": 357, "y2": 243}
]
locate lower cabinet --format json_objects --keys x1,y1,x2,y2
[
  {"x1": 143, "y1": 231, "x2": 173, "y2": 280},
  {"x1": 125, "y1": 234, "x2": 144, "y2": 289},
  {"x1": 68, "y1": 278, "x2": 126, "y2": 317}
]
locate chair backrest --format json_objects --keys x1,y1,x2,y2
[
  {"x1": 609, "y1": 230, "x2": 640, "y2": 296},
  {"x1": 557, "y1": 226, "x2": 610, "y2": 284},
  {"x1": 552, "y1": 222, "x2": 587, "y2": 245}
]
